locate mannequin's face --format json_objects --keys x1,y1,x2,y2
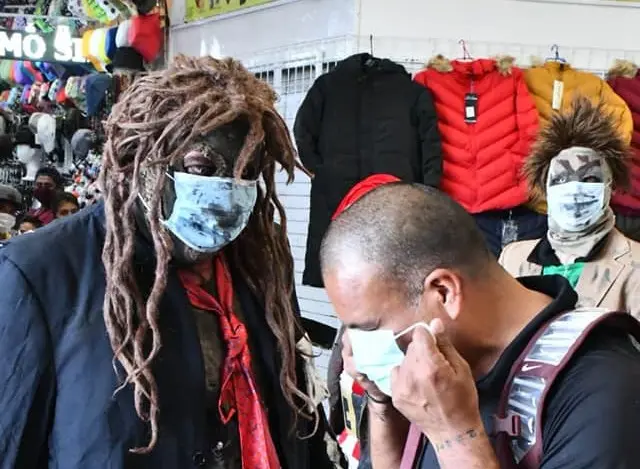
[
  {"x1": 138, "y1": 119, "x2": 262, "y2": 265},
  {"x1": 548, "y1": 151, "x2": 606, "y2": 187}
]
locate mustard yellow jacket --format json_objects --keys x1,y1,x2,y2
[{"x1": 524, "y1": 61, "x2": 633, "y2": 213}]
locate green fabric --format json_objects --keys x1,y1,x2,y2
[{"x1": 543, "y1": 262, "x2": 586, "y2": 289}]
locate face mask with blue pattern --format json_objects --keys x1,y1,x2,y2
[{"x1": 141, "y1": 171, "x2": 258, "y2": 254}]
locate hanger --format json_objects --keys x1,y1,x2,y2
[
  {"x1": 545, "y1": 44, "x2": 566, "y2": 63},
  {"x1": 458, "y1": 39, "x2": 473, "y2": 61},
  {"x1": 365, "y1": 34, "x2": 378, "y2": 67}
]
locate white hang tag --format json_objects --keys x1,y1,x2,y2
[
  {"x1": 552, "y1": 80, "x2": 564, "y2": 111},
  {"x1": 502, "y1": 219, "x2": 519, "y2": 247}
]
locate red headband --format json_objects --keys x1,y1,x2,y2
[{"x1": 332, "y1": 174, "x2": 401, "y2": 220}]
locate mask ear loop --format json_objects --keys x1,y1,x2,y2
[{"x1": 394, "y1": 322, "x2": 436, "y2": 342}]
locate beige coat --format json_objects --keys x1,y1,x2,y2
[{"x1": 499, "y1": 229, "x2": 640, "y2": 319}]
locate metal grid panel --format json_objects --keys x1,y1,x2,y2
[{"x1": 245, "y1": 36, "x2": 640, "y2": 372}]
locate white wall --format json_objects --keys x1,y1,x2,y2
[
  {"x1": 170, "y1": 0, "x2": 356, "y2": 59},
  {"x1": 358, "y1": 0, "x2": 640, "y2": 51}
]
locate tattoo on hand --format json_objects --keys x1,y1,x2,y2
[{"x1": 434, "y1": 429, "x2": 482, "y2": 451}]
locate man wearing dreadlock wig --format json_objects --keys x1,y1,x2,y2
[
  {"x1": 500, "y1": 96, "x2": 640, "y2": 317},
  {"x1": 0, "y1": 55, "x2": 345, "y2": 469}
]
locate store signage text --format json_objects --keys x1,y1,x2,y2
[{"x1": 0, "y1": 28, "x2": 87, "y2": 64}]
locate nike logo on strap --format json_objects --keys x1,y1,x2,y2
[{"x1": 521, "y1": 363, "x2": 542, "y2": 372}]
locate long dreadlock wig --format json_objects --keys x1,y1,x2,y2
[{"x1": 99, "y1": 54, "x2": 315, "y2": 453}]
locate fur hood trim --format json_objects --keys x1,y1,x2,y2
[
  {"x1": 495, "y1": 55, "x2": 516, "y2": 75},
  {"x1": 426, "y1": 54, "x2": 453, "y2": 72},
  {"x1": 425, "y1": 54, "x2": 516, "y2": 76},
  {"x1": 524, "y1": 96, "x2": 631, "y2": 200},
  {"x1": 607, "y1": 59, "x2": 638, "y2": 79}
]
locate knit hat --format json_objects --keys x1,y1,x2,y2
[
  {"x1": 128, "y1": 13, "x2": 162, "y2": 63},
  {"x1": 524, "y1": 96, "x2": 632, "y2": 201},
  {"x1": 332, "y1": 174, "x2": 401, "y2": 220},
  {"x1": 71, "y1": 129, "x2": 96, "y2": 160}
]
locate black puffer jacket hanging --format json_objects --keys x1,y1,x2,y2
[{"x1": 294, "y1": 53, "x2": 442, "y2": 288}]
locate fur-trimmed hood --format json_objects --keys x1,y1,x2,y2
[
  {"x1": 425, "y1": 54, "x2": 516, "y2": 76},
  {"x1": 524, "y1": 96, "x2": 631, "y2": 200},
  {"x1": 607, "y1": 59, "x2": 639, "y2": 79}
]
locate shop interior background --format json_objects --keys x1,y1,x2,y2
[{"x1": 168, "y1": 0, "x2": 640, "y2": 376}]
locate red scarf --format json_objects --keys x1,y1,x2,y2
[{"x1": 178, "y1": 256, "x2": 280, "y2": 469}]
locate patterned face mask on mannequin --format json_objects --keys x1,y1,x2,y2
[
  {"x1": 546, "y1": 147, "x2": 612, "y2": 233},
  {"x1": 547, "y1": 181, "x2": 606, "y2": 232},
  {"x1": 139, "y1": 172, "x2": 258, "y2": 254}
]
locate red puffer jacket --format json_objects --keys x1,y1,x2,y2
[
  {"x1": 607, "y1": 60, "x2": 640, "y2": 215},
  {"x1": 414, "y1": 56, "x2": 539, "y2": 213}
]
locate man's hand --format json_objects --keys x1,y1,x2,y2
[
  {"x1": 341, "y1": 329, "x2": 389, "y2": 402},
  {"x1": 390, "y1": 319, "x2": 484, "y2": 445}
]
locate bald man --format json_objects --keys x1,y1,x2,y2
[{"x1": 320, "y1": 183, "x2": 640, "y2": 469}]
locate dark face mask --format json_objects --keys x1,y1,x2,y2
[{"x1": 33, "y1": 187, "x2": 55, "y2": 207}]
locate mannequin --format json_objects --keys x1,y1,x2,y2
[
  {"x1": 499, "y1": 97, "x2": 640, "y2": 316},
  {"x1": 16, "y1": 144, "x2": 44, "y2": 181}
]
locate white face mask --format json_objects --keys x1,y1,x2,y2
[
  {"x1": 0, "y1": 213, "x2": 15, "y2": 233},
  {"x1": 349, "y1": 322, "x2": 434, "y2": 396},
  {"x1": 547, "y1": 181, "x2": 606, "y2": 232}
]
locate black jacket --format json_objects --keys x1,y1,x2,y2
[
  {"x1": 0, "y1": 203, "x2": 343, "y2": 469},
  {"x1": 294, "y1": 53, "x2": 442, "y2": 287}
]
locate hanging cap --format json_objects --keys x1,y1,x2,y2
[
  {"x1": 129, "y1": 13, "x2": 162, "y2": 63},
  {"x1": 28, "y1": 112, "x2": 46, "y2": 133},
  {"x1": 116, "y1": 19, "x2": 133, "y2": 48},
  {"x1": 112, "y1": 47, "x2": 145, "y2": 72},
  {"x1": 36, "y1": 114, "x2": 57, "y2": 154},
  {"x1": 85, "y1": 73, "x2": 113, "y2": 116},
  {"x1": 105, "y1": 27, "x2": 118, "y2": 60},
  {"x1": 332, "y1": 174, "x2": 401, "y2": 220},
  {"x1": 71, "y1": 128, "x2": 97, "y2": 160}
]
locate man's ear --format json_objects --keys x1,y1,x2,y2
[{"x1": 423, "y1": 268, "x2": 463, "y2": 320}]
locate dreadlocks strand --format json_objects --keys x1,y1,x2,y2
[{"x1": 98, "y1": 55, "x2": 316, "y2": 453}]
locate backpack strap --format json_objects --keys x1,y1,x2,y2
[
  {"x1": 494, "y1": 308, "x2": 640, "y2": 469},
  {"x1": 400, "y1": 424, "x2": 426, "y2": 469}
]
